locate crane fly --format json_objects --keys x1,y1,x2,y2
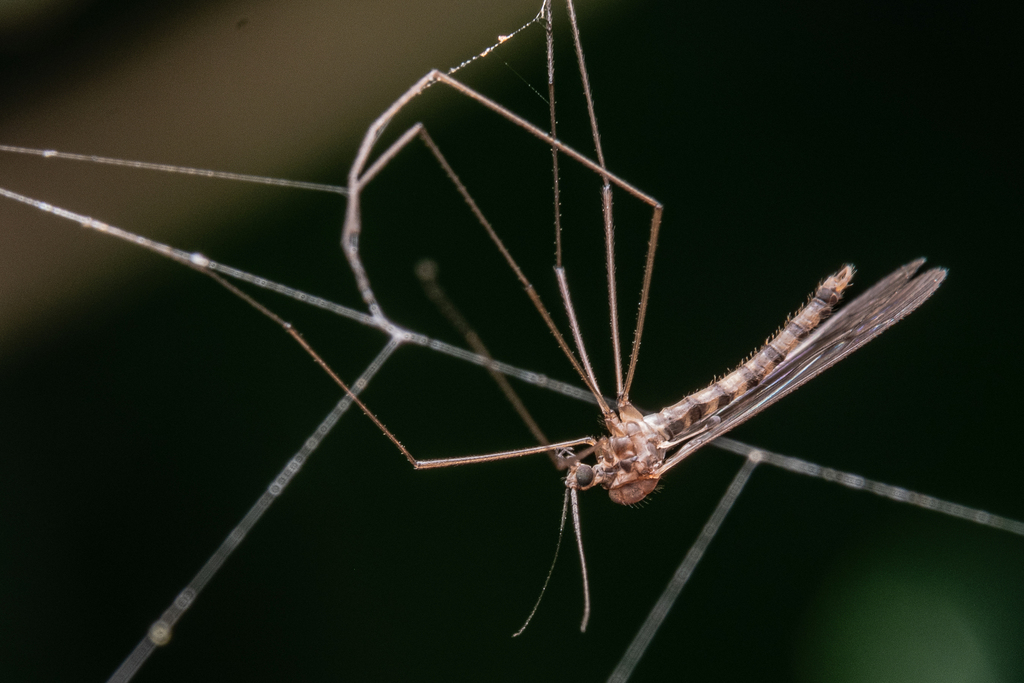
[
  {"x1": 402, "y1": 253, "x2": 945, "y2": 635},
  {"x1": 566, "y1": 259, "x2": 945, "y2": 506},
  {"x1": 147, "y1": 0, "x2": 951, "y2": 636}
]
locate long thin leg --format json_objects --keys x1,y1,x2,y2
[
  {"x1": 339, "y1": 62, "x2": 664, "y2": 417},
  {"x1": 542, "y1": 2, "x2": 602, "y2": 397},
  {"x1": 563, "y1": 0, "x2": 624, "y2": 398},
  {"x1": 555, "y1": 266, "x2": 605, "y2": 401},
  {"x1": 316, "y1": 104, "x2": 615, "y2": 411},
  {"x1": 620, "y1": 206, "x2": 663, "y2": 404},
  {"x1": 542, "y1": 0, "x2": 609, "y2": 398},
  {"x1": 3, "y1": 178, "x2": 603, "y2": 475},
  {"x1": 542, "y1": 1, "x2": 564, "y2": 269},
  {"x1": 416, "y1": 258, "x2": 565, "y2": 464},
  {"x1": 412, "y1": 437, "x2": 596, "y2": 469},
  {"x1": 322, "y1": 0, "x2": 665, "y2": 438},
  {"x1": 337, "y1": 86, "x2": 619, "y2": 412},
  {"x1": 201, "y1": 238, "x2": 601, "y2": 470},
  {"x1": 415, "y1": 127, "x2": 612, "y2": 415},
  {"x1": 429, "y1": 70, "x2": 665, "y2": 405}
]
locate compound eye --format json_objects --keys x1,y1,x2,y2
[{"x1": 575, "y1": 463, "x2": 595, "y2": 488}]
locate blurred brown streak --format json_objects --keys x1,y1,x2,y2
[{"x1": 0, "y1": 0, "x2": 622, "y2": 357}]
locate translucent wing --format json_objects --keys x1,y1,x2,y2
[{"x1": 658, "y1": 259, "x2": 947, "y2": 473}]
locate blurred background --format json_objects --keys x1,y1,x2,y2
[{"x1": 1, "y1": 0, "x2": 1022, "y2": 681}]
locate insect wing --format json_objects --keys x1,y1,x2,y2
[{"x1": 659, "y1": 259, "x2": 947, "y2": 473}]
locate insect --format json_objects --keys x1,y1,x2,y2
[{"x1": 1, "y1": 1, "x2": 1021, "y2": 682}]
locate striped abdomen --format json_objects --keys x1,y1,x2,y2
[{"x1": 651, "y1": 265, "x2": 855, "y2": 438}]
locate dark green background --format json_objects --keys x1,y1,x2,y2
[{"x1": 2, "y1": 1, "x2": 1022, "y2": 681}]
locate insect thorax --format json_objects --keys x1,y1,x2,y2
[{"x1": 572, "y1": 405, "x2": 668, "y2": 505}]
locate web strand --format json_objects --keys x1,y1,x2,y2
[{"x1": 107, "y1": 338, "x2": 401, "y2": 682}]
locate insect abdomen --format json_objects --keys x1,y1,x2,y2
[{"x1": 655, "y1": 265, "x2": 855, "y2": 434}]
